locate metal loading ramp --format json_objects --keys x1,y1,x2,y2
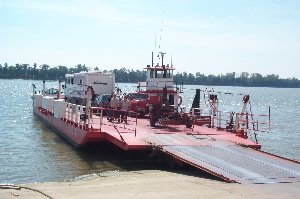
[{"x1": 145, "y1": 134, "x2": 300, "y2": 184}]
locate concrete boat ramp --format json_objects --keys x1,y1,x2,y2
[{"x1": 98, "y1": 118, "x2": 300, "y2": 184}]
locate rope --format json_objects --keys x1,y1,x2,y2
[{"x1": 0, "y1": 184, "x2": 53, "y2": 199}]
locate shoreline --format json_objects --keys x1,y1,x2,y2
[{"x1": 1, "y1": 170, "x2": 299, "y2": 199}]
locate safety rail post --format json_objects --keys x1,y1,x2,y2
[
  {"x1": 246, "y1": 113, "x2": 249, "y2": 130},
  {"x1": 227, "y1": 112, "x2": 233, "y2": 128},
  {"x1": 240, "y1": 113, "x2": 244, "y2": 131},
  {"x1": 87, "y1": 107, "x2": 91, "y2": 129},
  {"x1": 211, "y1": 109, "x2": 214, "y2": 128},
  {"x1": 82, "y1": 106, "x2": 86, "y2": 128},
  {"x1": 112, "y1": 109, "x2": 115, "y2": 124},
  {"x1": 215, "y1": 111, "x2": 218, "y2": 128},
  {"x1": 123, "y1": 110, "x2": 127, "y2": 129},
  {"x1": 65, "y1": 103, "x2": 69, "y2": 120},
  {"x1": 74, "y1": 105, "x2": 79, "y2": 124},
  {"x1": 192, "y1": 116, "x2": 195, "y2": 130},
  {"x1": 66, "y1": 103, "x2": 69, "y2": 120},
  {"x1": 71, "y1": 104, "x2": 76, "y2": 122},
  {"x1": 42, "y1": 80, "x2": 45, "y2": 97},
  {"x1": 70, "y1": 103, "x2": 73, "y2": 121},
  {"x1": 78, "y1": 105, "x2": 81, "y2": 125},
  {"x1": 216, "y1": 111, "x2": 218, "y2": 128},
  {"x1": 58, "y1": 80, "x2": 61, "y2": 99},
  {"x1": 100, "y1": 108, "x2": 103, "y2": 132},
  {"x1": 235, "y1": 113, "x2": 240, "y2": 130},
  {"x1": 135, "y1": 111, "x2": 138, "y2": 125},
  {"x1": 73, "y1": 104, "x2": 76, "y2": 123},
  {"x1": 79, "y1": 105, "x2": 83, "y2": 126},
  {"x1": 217, "y1": 110, "x2": 221, "y2": 129},
  {"x1": 69, "y1": 103, "x2": 73, "y2": 121},
  {"x1": 68, "y1": 103, "x2": 71, "y2": 121},
  {"x1": 72, "y1": 103, "x2": 76, "y2": 123},
  {"x1": 237, "y1": 113, "x2": 248, "y2": 132},
  {"x1": 73, "y1": 103, "x2": 76, "y2": 122},
  {"x1": 135, "y1": 111, "x2": 137, "y2": 137}
]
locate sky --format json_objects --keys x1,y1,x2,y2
[{"x1": 1, "y1": 0, "x2": 300, "y2": 79}]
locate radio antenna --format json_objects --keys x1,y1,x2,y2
[
  {"x1": 153, "y1": 11, "x2": 166, "y2": 63},
  {"x1": 154, "y1": 33, "x2": 157, "y2": 51}
]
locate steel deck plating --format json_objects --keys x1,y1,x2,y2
[{"x1": 34, "y1": 107, "x2": 300, "y2": 184}]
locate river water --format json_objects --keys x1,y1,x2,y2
[{"x1": 0, "y1": 79, "x2": 299, "y2": 184}]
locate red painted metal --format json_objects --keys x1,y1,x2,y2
[
  {"x1": 33, "y1": 104, "x2": 300, "y2": 184},
  {"x1": 34, "y1": 105, "x2": 262, "y2": 149},
  {"x1": 34, "y1": 107, "x2": 105, "y2": 147},
  {"x1": 139, "y1": 90, "x2": 177, "y2": 94}
]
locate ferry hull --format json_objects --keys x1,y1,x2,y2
[
  {"x1": 33, "y1": 107, "x2": 105, "y2": 147},
  {"x1": 32, "y1": 106, "x2": 300, "y2": 184}
]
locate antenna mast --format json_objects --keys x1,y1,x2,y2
[
  {"x1": 159, "y1": 52, "x2": 166, "y2": 66},
  {"x1": 154, "y1": 33, "x2": 157, "y2": 51},
  {"x1": 152, "y1": 52, "x2": 154, "y2": 67}
]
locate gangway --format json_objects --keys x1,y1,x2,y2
[
  {"x1": 144, "y1": 132, "x2": 300, "y2": 184},
  {"x1": 88, "y1": 108, "x2": 300, "y2": 184}
]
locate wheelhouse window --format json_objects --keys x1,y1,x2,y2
[
  {"x1": 155, "y1": 70, "x2": 164, "y2": 78},
  {"x1": 155, "y1": 70, "x2": 173, "y2": 78},
  {"x1": 167, "y1": 69, "x2": 173, "y2": 78},
  {"x1": 147, "y1": 68, "x2": 173, "y2": 79},
  {"x1": 150, "y1": 70, "x2": 154, "y2": 78}
]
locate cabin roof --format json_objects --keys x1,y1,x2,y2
[{"x1": 65, "y1": 71, "x2": 114, "y2": 78}]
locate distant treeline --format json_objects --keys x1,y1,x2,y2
[{"x1": 0, "y1": 63, "x2": 300, "y2": 88}]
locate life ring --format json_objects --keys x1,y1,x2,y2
[
  {"x1": 178, "y1": 96, "x2": 183, "y2": 106},
  {"x1": 243, "y1": 95, "x2": 250, "y2": 103}
]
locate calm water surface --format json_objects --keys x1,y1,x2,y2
[{"x1": 0, "y1": 79, "x2": 299, "y2": 183}]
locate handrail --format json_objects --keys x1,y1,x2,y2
[
  {"x1": 90, "y1": 107, "x2": 138, "y2": 136},
  {"x1": 190, "y1": 107, "x2": 270, "y2": 132}
]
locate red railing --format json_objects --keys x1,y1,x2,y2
[{"x1": 90, "y1": 107, "x2": 138, "y2": 136}]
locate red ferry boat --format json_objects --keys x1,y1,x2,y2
[{"x1": 32, "y1": 52, "x2": 300, "y2": 184}]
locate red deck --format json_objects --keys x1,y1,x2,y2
[
  {"x1": 34, "y1": 106, "x2": 261, "y2": 149},
  {"x1": 88, "y1": 113, "x2": 262, "y2": 151},
  {"x1": 34, "y1": 107, "x2": 300, "y2": 184}
]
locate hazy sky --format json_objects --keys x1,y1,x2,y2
[{"x1": 1, "y1": 0, "x2": 300, "y2": 78}]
